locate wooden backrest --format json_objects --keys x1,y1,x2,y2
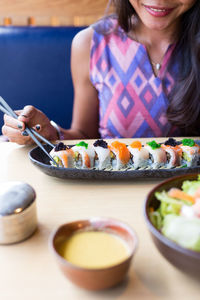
[{"x1": 0, "y1": 0, "x2": 112, "y2": 26}]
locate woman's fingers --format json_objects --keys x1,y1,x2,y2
[
  {"x1": 1, "y1": 124, "x2": 33, "y2": 145},
  {"x1": 3, "y1": 113, "x2": 25, "y2": 131},
  {"x1": 18, "y1": 105, "x2": 48, "y2": 130},
  {"x1": 17, "y1": 105, "x2": 36, "y2": 123},
  {"x1": 4, "y1": 112, "x2": 42, "y2": 132},
  {"x1": 2, "y1": 105, "x2": 56, "y2": 144}
]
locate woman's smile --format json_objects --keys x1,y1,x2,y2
[
  {"x1": 128, "y1": 0, "x2": 197, "y2": 31},
  {"x1": 143, "y1": 4, "x2": 176, "y2": 17}
]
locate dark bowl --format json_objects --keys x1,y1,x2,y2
[
  {"x1": 144, "y1": 173, "x2": 200, "y2": 278},
  {"x1": 49, "y1": 217, "x2": 138, "y2": 290}
]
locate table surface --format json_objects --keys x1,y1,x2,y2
[{"x1": 0, "y1": 138, "x2": 199, "y2": 300}]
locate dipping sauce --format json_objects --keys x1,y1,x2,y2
[{"x1": 58, "y1": 231, "x2": 130, "y2": 269}]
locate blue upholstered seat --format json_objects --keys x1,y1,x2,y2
[{"x1": 0, "y1": 26, "x2": 85, "y2": 130}]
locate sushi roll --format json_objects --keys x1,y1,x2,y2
[
  {"x1": 93, "y1": 139, "x2": 111, "y2": 170},
  {"x1": 109, "y1": 141, "x2": 131, "y2": 170},
  {"x1": 179, "y1": 138, "x2": 200, "y2": 167},
  {"x1": 128, "y1": 141, "x2": 149, "y2": 169},
  {"x1": 145, "y1": 140, "x2": 167, "y2": 169},
  {"x1": 161, "y1": 138, "x2": 182, "y2": 168},
  {"x1": 71, "y1": 141, "x2": 95, "y2": 169},
  {"x1": 50, "y1": 142, "x2": 75, "y2": 168}
]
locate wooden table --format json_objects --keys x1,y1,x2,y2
[{"x1": 0, "y1": 139, "x2": 199, "y2": 300}]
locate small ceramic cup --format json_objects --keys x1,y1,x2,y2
[
  {"x1": 0, "y1": 181, "x2": 37, "y2": 244},
  {"x1": 49, "y1": 217, "x2": 138, "y2": 290}
]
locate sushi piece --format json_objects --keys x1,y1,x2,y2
[
  {"x1": 71, "y1": 141, "x2": 95, "y2": 169},
  {"x1": 161, "y1": 138, "x2": 182, "y2": 168},
  {"x1": 179, "y1": 138, "x2": 200, "y2": 167},
  {"x1": 93, "y1": 139, "x2": 111, "y2": 170},
  {"x1": 109, "y1": 141, "x2": 131, "y2": 170},
  {"x1": 50, "y1": 142, "x2": 75, "y2": 168},
  {"x1": 145, "y1": 140, "x2": 167, "y2": 169},
  {"x1": 127, "y1": 141, "x2": 149, "y2": 169}
]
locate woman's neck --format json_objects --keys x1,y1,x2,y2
[
  {"x1": 129, "y1": 18, "x2": 180, "y2": 75},
  {"x1": 131, "y1": 17, "x2": 180, "y2": 49}
]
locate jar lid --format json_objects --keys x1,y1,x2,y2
[{"x1": 0, "y1": 181, "x2": 36, "y2": 216}]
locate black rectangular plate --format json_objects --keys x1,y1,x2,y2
[{"x1": 28, "y1": 142, "x2": 200, "y2": 180}]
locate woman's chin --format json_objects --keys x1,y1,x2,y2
[{"x1": 142, "y1": 19, "x2": 174, "y2": 32}]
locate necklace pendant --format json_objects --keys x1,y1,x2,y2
[{"x1": 155, "y1": 63, "x2": 161, "y2": 70}]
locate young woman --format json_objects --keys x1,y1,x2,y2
[{"x1": 2, "y1": 0, "x2": 200, "y2": 144}]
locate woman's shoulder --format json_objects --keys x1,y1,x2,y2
[
  {"x1": 71, "y1": 15, "x2": 128, "y2": 65},
  {"x1": 71, "y1": 27, "x2": 94, "y2": 64},
  {"x1": 91, "y1": 15, "x2": 119, "y2": 35},
  {"x1": 72, "y1": 27, "x2": 93, "y2": 50},
  {"x1": 72, "y1": 15, "x2": 123, "y2": 48}
]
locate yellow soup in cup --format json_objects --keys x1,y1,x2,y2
[
  {"x1": 50, "y1": 218, "x2": 138, "y2": 290},
  {"x1": 57, "y1": 230, "x2": 130, "y2": 269}
]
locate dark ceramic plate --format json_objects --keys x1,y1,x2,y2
[
  {"x1": 29, "y1": 143, "x2": 200, "y2": 180},
  {"x1": 144, "y1": 173, "x2": 200, "y2": 277}
]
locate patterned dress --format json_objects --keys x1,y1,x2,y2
[{"x1": 90, "y1": 17, "x2": 180, "y2": 139}]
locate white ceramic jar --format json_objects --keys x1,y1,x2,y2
[{"x1": 0, "y1": 181, "x2": 37, "y2": 244}]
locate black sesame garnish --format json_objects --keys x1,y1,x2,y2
[
  {"x1": 93, "y1": 139, "x2": 108, "y2": 148},
  {"x1": 164, "y1": 138, "x2": 179, "y2": 147},
  {"x1": 54, "y1": 142, "x2": 68, "y2": 152}
]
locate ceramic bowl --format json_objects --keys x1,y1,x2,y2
[
  {"x1": 49, "y1": 217, "x2": 138, "y2": 290},
  {"x1": 144, "y1": 173, "x2": 200, "y2": 277}
]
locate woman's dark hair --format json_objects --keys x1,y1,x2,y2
[{"x1": 112, "y1": 0, "x2": 200, "y2": 135}]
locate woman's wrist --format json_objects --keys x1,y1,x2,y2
[{"x1": 50, "y1": 120, "x2": 65, "y2": 140}]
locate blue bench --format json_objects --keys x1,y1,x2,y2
[{"x1": 0, "y1": 26, "x2": 85, "y2": 130}]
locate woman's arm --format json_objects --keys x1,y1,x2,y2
[
  {"x1": 67, "y1": 27, "x2": 100, "y2": 139},
  {"x1": 54, "y1": 27, "x2": 100, "y2": 140}
]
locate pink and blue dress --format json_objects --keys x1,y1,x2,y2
[{"x1": 90, "y1": 17, "x2": 180, "y2": 139}]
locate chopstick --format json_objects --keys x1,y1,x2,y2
[
  {"x1": 0, "y1": 96, "x2": 59, "y2": 167},
  {"x1": 0, "y1": 96, "x2": 55, "y2": 147}
]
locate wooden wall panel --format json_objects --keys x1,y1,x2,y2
[{"x1": 0, "y1": 0, "x2": 113, "y2": 26}]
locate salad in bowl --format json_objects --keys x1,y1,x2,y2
[
  {"x1": 150, "y1": 176, "x2": 200, "y2": 252},
  {"x1": 144, "y1": 173, "x2": 200, "y2": 277}
]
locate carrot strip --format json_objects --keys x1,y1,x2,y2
[
  {"x1": 168, "y1": 188, "x2": 195, "y2": 204},
  {"x1": 149, "y1": 207, "x2": 154, "y2": 213}
]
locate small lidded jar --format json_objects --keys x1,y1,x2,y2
[{"x1": 0, "y1": 181, "x2": 37, "y2": 244}]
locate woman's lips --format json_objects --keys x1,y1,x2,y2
[{"x1": 143, "y1": 5, "x2": 175, "y2": 17}]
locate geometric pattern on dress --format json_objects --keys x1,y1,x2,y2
[
  {"x1": 117, "y1": 88, "x2": 134, "y2": 118},
  {"x1": 90, "y1": 17, "x2": 180, "y2": 139}
]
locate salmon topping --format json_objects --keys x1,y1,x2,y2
[
  {"x1": 110, "y1": 141, "x2": 130, "y2": 164},
  {"x1": 130, "y1": 141, "x2": 142, "y2": 150},
  {"x1": 161, "y1": 144, "x2": 182, "y2": 157},
  {"x1": 174, "y1": 145, "x2": 182, "y2": 156},
  {"x1": 59, "y1": 151, "x2": 68, "y2": 168},
  {"x1": 68, "y1": 148, "x2": 75, "y2": 158},
  {"x1": 84, "y1": 152, "x2": 90, "y2": 168}
]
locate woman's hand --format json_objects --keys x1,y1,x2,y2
[{"x1": 2, "y1": 105, "x2": 58, "y2": 145}]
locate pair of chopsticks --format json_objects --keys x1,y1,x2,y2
[{"x1": 0, "y1": 96, "x2": 59, "y2": 167}]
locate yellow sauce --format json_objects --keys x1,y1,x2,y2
[{"x1": 58, "y1": 231, "x2": 130, "y2": 269}]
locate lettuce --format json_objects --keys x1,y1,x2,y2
[
  {"x1": 149, "y1": 211, "x2": 162, "y2": 230},
  {"x1": 155, "y1": 191, "x2": 183, "y2": 217},
  {"x1": 162, "y1": 215, "x2": 200, "y2": 251},
  {"x1": 182, "y1": 176, "x2": 200, "y2": 196}
]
